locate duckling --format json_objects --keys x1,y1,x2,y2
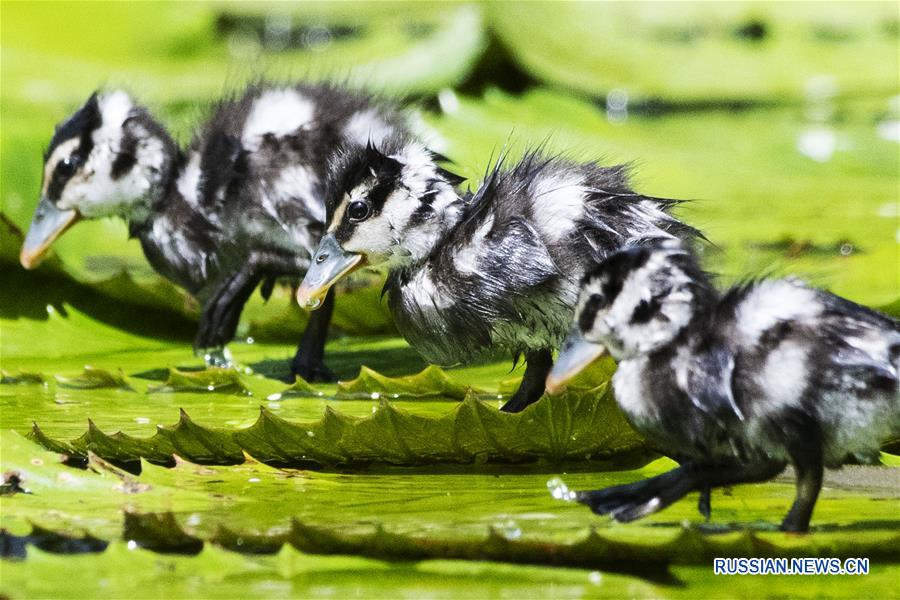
[
  {"x1": 297, "y1": 136, "x2": 700, "y2": 411},
  {"x1": 546, "y1": 239, "x2": 900, "y2": 532},
  {"x1": 21, "y1": 84, "x2": 409, "y2": 379}
]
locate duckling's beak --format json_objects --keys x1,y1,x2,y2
[
  {"x1": 20, "y1": 198, "x2": 81, "y2": 269},
  {"x1": 546, "y1": 331, "x2": 608, "y2": 394},
  {"x1": 297, "y1": 233, "x2": 363, "y2": 310}
]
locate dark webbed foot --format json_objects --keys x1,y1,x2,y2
[
  {"x1": 574, "y1": 461, "x2": 784, "y2": 524},
  {"x1": 576, "y1": 468, "x2": 695, "y2": 522},
  {"x1": 500, "y1": 349, "x2": 554, "y2": 413},
  {"x1": 290, "y1": 359, "x2": 337, "y2": 383}
]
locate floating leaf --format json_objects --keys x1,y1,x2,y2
[
  {"x1": 30, "y1": 388, "x2": 649, "y2": 469},
  {"x1": 3, "y1": 432, "x2": 899, "y2": 598},
  {"x1": 56, "y1": 366, "x2": 134, "y2": 391},
  {"x1": 269, "y1": 376, "x2": 324, "y2": 400},
  {"x1": 154, "y1": 409, "x2": 245, "y2": 466},
  {"x1": 147, "y1": 368, "x2": 250, "y2": 395},
  {"x1": 335, "y1": 365, "x2": 476, "y2": 400},
  {"x1": 10, "y1": 511, "x2": 900, "y2": 570}
]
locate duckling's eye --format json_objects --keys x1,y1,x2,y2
[
  {"x1": 347, "y1": 200, "x2": 371, "y2": 222},
  {"x1": 586, "y1": 293, "x2": 607, "y2": 310},
  {"x1": 578, "y1": 293, "x2": 606, "y2": 331},
  {"x1": 56, "y1": 155, "x2": 80, "y2": 179},
  {"x1": 631, "y1": 297, "x2": 661, "y2": 324}
]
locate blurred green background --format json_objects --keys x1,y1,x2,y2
[{"x1": 1, "y1": 2, "x2": 898, "y2": 598}]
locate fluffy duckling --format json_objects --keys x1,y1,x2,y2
[
  {"x1": 297, "y1": 136, "x2": 700, "y2": 411},
  {"x1": 546, "y1": 239, "x2": 900, "y2": 532},
  {"x1": 21, "y1": 84, "x2": 408, "y2": 379}
]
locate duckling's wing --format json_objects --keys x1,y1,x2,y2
[
  {"x1": 680, "y1": 341, "x2": 746, "y2": 426},
  {"x1": 197, "y1": 132, "x2": 247, "y2": 210},
  {"x1": 816, "y1": 294, "x2": 900, "y2": 393},
  {"x1": 478, "y1": 216, "x2": 560, "y2": 292}
]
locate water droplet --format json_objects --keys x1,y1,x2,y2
[
  {"x1": 797, "y1": 126, "x2": 836, "y2": 162},
  {"x1": 306, "y1": 297, "x2": 322, "y2": 309},
  {"x1": 589, "y1": 571, "x2": 602, "y2": 585},
  {"x1": 245, "y1": 336, "x2": 255, "y2": 344},
  {"x1": 207, "y1": 385, "x2": 215, "y2": 391},
  {"x1": 438, "y1": 88, "x2": 459, "y2": 114},
  {"x1": 606, "y1": 89, "x2": 629, "y2": 124},
  {"x1": 46, "y1": 304, "x2": 56, "y2": 315},
  {"x1": 127, "y1": 540, "x2": 137, "y2": 551},
  {"x1": 547, "y1": 477, "x2": 577, "y2": 502},
  {"x1": 248, "y1": 477, "x2": 260, "y2": 483},
  {"x1": 306, "y1": 430, "x2": 315, "y2": 437},
  {"x1": 876, "y1": 120, "x2": 900, "y2": 143},
  {"x1": 135, "y1": 417, "x2": 150, "y2": 424},
  {"x1": 267, "y1": 393, "x2": 283, "y2": 401},
  {"x1": 370, "y1": 392, "x2": 381, "y2": 400},
  {"x1": 496, "y1": 519, "x2": 522, "y2": 540},
  {"x1": 186, "y1": 514, "x2": 201, "y2": 527},
  {"x1": 839, "y1": 243, "x2": 853, "y2": 256},
  {"x1": 878, "y1": 202, "x2": 900, "y2": 218}
]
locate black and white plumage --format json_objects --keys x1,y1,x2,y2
[
  {"x1": 297, "y1": 135, "x2": 700, "y2": 411},
  {"x1": 547, "y1": 238, "x2": 900, "y2": 532},
  {"x1": 21, "y1": 84, "x2": 409, "y2": 379}
]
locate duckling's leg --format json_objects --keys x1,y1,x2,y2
[
  {"x1": 195, "y1": 267, "x2": 261, "y2": 358},
  {"x1": 780, "y1": 421, "x2": 824, "y2": 533},
  {"x1": 290, "y1": 288, "x2": 336, "y2": 382},
  {"x1": 697, "y1": 485, "x2": 712, "y2": 521},
  {"x1": 500, "y1": 348, "x2": 554, "y2": 413},
  {"x1": 578, "y1": 460, "x2": 785, "y2": 523}
]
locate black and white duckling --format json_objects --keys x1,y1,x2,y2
[
  {"x1": 20, "y1": 85, "x2": 409, "y2": 379},
  {"x1": 297, "y1": 136, "x2": 701, "y2": 411},
  {"x1": 546, "y1": 238, "x2": 900, "y2": 532}
]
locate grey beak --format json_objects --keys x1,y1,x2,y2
[
  {"x1": 20, "y1": 197, "x2": 80, "y2": 269},
  {"x1": 545, "y1": 330, "x2": 608, "y2": 394},
  {"x1": 297, "y1": 234, "x2": 363, "y2": 310}
]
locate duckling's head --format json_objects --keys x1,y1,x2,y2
[
  {"x1": 21, "y1": 90, "x2": 177, "y2": 269},
  {"x1": 297, "y1": 137, "x2": 464, "y2": 309},
  {"x1": 547, "y1": 239, "x2": 711, "y2": 392}
]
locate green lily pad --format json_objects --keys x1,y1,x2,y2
[
  {"x1": 56, "y1": 367, "x2": 133, "y2": 391},
  {"x1": 147, "y1": 368, "x2": 251, "y2": 395},
  {"x1": 28, "y1": 387, "x2": 649, "y2": 469},
  {"x1": 335, "y1": 365, "x2": 477, "y2": 400},
  {"x1": 270, "y1": 376, "x2": 325, "y2": 399},
  {"x1": 490, "y1": 2, "x2": 899, "y2": 102}
]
